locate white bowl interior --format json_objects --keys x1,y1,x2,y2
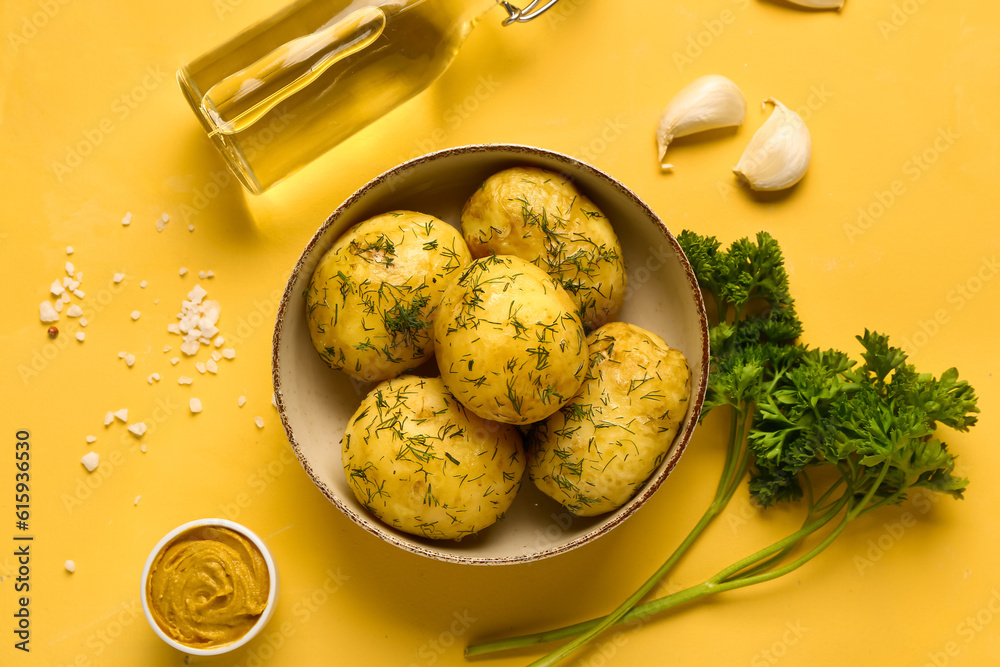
[{"x1": 272, "y1": 144, "x2": 708, "y2": 565}]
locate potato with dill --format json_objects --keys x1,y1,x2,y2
[
  {"x1": 461, "y1": 166, "x2": 627, "y2": 331},
  {"x1": 305, "y1": 211, "x2": 471, "y2": 382},
  {"x1": 434, "y1": 254, "x2": 588, "y2": 426},
  {"x1": 528, "y1": 321, "x2": 691, "y2": 516},
  {"x1": 342, "y1": 375, "x2": 525, "y2": 541}
]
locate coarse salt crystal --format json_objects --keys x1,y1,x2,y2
[
  {"x1": 114, "y1": 408, "x2": 128, "y2": 422},
  {"x1": 195, "y1": 362, "x2": 206, "y2": 374},
  {"x1": 181, "y1": 340, "x2": 200, "y2": 356},
  {"x1": 67, "y1": 304, "x2": 83, "y2": 317},
  {"x1": 85, "y1": 435, "x2": 97, "y2": 443},
  {"x1": 140, "y1": 281, "x2": 147, "y2": 288},
  {"x1": 198, "y1": 270, "x2": 207, "y2": 279},
  {"x1": 178, "y1": 376, "x2": 193, "y2": 385},
  {"x1": 50, "y1": 280, "x2": 65, "y2": 296},
  {"x1": 188, "y1": 225, "x2": 195, "y2": 232},
  {"x1": 171, "y1": 357, "x2": 180, "y2": 365},
  {"x1": 113, "y1": 272, "x2": 125, "y2": 283},
  {"x1": 80, "y1": 318, "x2": 88, "y2": 327},
  {"x1": 131, "y1": 311, "x2": 141, "y2": 321},
  {"x1": 238, "y1": 396, "x2": 246, "y2": 407},
  {"x1": 66, "y1": 246, "x2": 74, "y2": 255},
  {"x1": 214, "y1": 336, "x2": 225, "y2": 348},
  {"x1": 140, "y1": 444, "x2": 147, "y2": 453},
  {"x1": 125, "y1": 354, "x2": 135, "y2": 367},
  {"x1": 104, "y1": 411, "x2": 114, "y2": 426},
  {"x1": 190, "y1": 398, "x2": 203, "y2": 413},
  {"x1": 73, "y1": 289, "x2": 85, "y2": 299},
  {"x1": 254, "y1": 416, "x2": 264, "y2": 429},
  {"x1": 122, "y1": 212, "x2": 132, "y2": 226},
  {"x1": 147, "y1": 373, "x2": 160, "y2": 384},
  {"x1": 156, "y1": 218, "x2": 168, "y2": 232},
  {"x1": 163, "y1": 345, "x2": 172, "y2": 352},
  {"x1": 187, "y1": 285, "x2": 208, "y2": 303},
  {"x1": 221, "y1": 348, "x2": 236, "y2": 360},
  {"x1": 61, "y1": 292, "x2": 71, "y2": 303},
  {"x1": 128, "y1": 422, "x2": 147, "y2": 437},
  {"x1": 206, "y1": 359, "x2": 218, "y2": 374},
  {"x1": 179, "y1": 267, "x2": 188, "y2": 276},
  {"x1": 54, "y1": 300, "x2": 64, "y2": 313},
  {"x1": 118, "y1": 351, "x2": 127, "y2": 359},
  {"x1": 81, "y1": 452, "x2": 100, "y2": 472},
  {"x1": 65, "y1": 560, "x2": 76, "y2": 573},
  {"x1": 134, "y1": 495, "x2": 141, "y2": 505},
  {"x1": 211, "y1": 351, "x2": 222, "y2": 362},
  {"x1": 39, "y1": 301, "x2": 59, "y2": 323},
  {"x1": 75, "y1": 332, "x2": 85, "y2": 342},
  {"x1": 66, "y1": 261, "x2": 75, "y2": 276}
]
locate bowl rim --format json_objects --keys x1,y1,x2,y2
[
  {"x1": 139, "y1": 518, "x2": 279, "y2": 655},
  {"x1": 271, "y1": 142, "x2": 710, "y2": 565}
]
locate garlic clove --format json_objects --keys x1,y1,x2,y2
[
  {"x1": 784, "y1": 0, "x2": 844, "y2": 9},
  {"x1": 656, "y1": 74, "x2": 747, "y2": 169},
  {"x1": 733, "y1": 98, "x2": 811, "y2": 192}
]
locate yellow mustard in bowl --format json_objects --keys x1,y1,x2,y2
[{"x1": 145, "y1": 525, "x2": 270, "y2": 648}]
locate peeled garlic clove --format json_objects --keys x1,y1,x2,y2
[
  {"x1": 656, "y1": 74, "x2": 747, "y2": 169},
  {"x1": 733, "y1": 98, "x2": 811, "y2": 191},
  {"x1": 785, "y1": 0, "x2": 844, "y2": 9}
]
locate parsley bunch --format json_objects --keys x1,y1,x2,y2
[{"x1": 466, "y1": 231, "x2": 978, "y2": 666}]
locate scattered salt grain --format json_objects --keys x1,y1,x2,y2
[
  {"x1": 206, "y1": 359, "x2": 218, "y2": 374},
  {"x1": 66, "y1": 246, "x2": 74, "y2": 255},
  {"x1": 73, "y1": 289, "x2": 85, "y2": 299},
  {"x1": 65, "y1": 560, "x2": 76, "y2": 573},
  {"x1": 118, "y1": 351, "x2": 127, "y2": 359},
  {"x1": 79, "y1": 318, "x2": 88, "y2": 327},
  {"x1": 171, "y1": 357, "x2": 180, "y2": 365},
  {"x1": 221, "y1": 348, "x2": 236, "y2": 360},
  {"x1": 214, "y1": 336, "x2": 225, "y2": 348},
  {"x1": 190, "y1": 398, "x2": 203, "y2": 413},
  {"x1": 85, "y1": 435, "x2": 97, "y2": 443},
  {"x1": 75, "y1": 332, "x2": 85, "y2": 342},
  {"x1": 128, "y1": 423, "x2": 147, "y2": 437},
  {"x1": 179, "y1": 267, "x2": 188, "y2": 276},
  {"x1": 140, "y1": 281, "x2": 147, "y2": 288},
  {"x1": 131, "y1": 311, "x2": 141, "y2": 321},
  {"x1": 254, "y1": 416, "x2": 264, "y2": 429},
  {"x1": 65, "y1": 261, "x2": 75, "y2": 276},
  {"x1": 178, "y1": 376, "x2": 193, "y2": 385},
  {"x1": 125, "y1": 354, "x2": 135, "y2": 367},
  {"x1": 134, "y1": 495, "x2": 141, "y2": 506},
  {"x1": 121, "y1": 212, "x2": 132, "y2": 226},
  {"x1": 195, "y1": 362, "x2": 206, "y2": 374},
  {"x1": 66, "y1": 304, "x2": 83, "y2": 317},
  {"x1": 39, "y1": 301, "x2": 59, "y2": 323},
  {"x1": 54, "y1": 300, "x2": 64, "y2": 313},
  {"x1": 211, "y1": 351, "x2": 222, "y2": 362},
  {"x1": 114, "y1": 408, "x2": 128, "y2": 422},
  {"x1": 81, "y1": 452, "x2": 100, "y2": 472},
  {"x1": 104, "y1": 411, "x2": 114, "y2": 426},
  {"x1": 238, "y1": 396, "x2": 246, "y2": 408},
  {"x1": 147, "y1": 373, "x2": 160, "y2": 384},
  {"x1": 50, "y1": 280, "x2": 65, "y2": 296},
  {"x1": 188, "y1": 225, "x2": 195, "y2": 232},
  {"x1": 113, "y1": 272, "x2": 125, "y2": 284}
]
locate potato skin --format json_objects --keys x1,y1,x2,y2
[
  {"x1": 434, "y1": 254, "x2": 587, "y2": 425},
  {"x1": 305, "y1": 211, "x2": 471, "y2": 382},
  {"x1": 342, "y1": 375, "x2": 525, "y2": 541},
  {"x1": 461, "y1": 166, "x2": 626, "y2": 331},
  {"x1": 527, "y1": 322, "x2": 691, "y2": 516}
]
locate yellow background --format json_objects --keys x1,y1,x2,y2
[{"x1": 2, "y1": 0, "x2": 998, "y2": 665}]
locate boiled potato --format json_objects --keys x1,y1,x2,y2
[
  {"x1": 461, "y1": 166, "x2": 627, "y2": 331},
  {"x1": 305, "y1": 211, "x2": 471, "y2": 382},
  {"x1": 342, "y1": 375, "x2": 525, "y2": 540},
  {"x1": 434, "y1": 254, "x2": 587, "y2": 425},
  {"x1": 528, "y1": 322, "x2": 690, "y2": 516}
]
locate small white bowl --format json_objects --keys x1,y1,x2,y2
[
  {"x1": 272, "y1": 144, "x2": 709, "y2": 565},
  {"x1": 140, "y1": 518, "x2": 279, "y2": 656}
]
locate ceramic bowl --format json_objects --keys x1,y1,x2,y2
[
  {"x1": 272, "y1": 144, "x2": 709, "y2": 565},
  {"x1": 140, "y1": 518, "x2": 279, "y2": 655}
]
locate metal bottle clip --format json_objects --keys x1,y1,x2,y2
[{"x1": 500, "y1": 0, "x2": 561, "y2": 25}]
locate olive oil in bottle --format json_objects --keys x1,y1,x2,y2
[{"x1": 178, "y1": 0, "x2": 502, "y2": 194}]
